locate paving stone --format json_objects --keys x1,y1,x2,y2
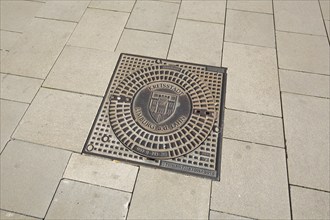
[
  {"x1": 0, "y1": 30, "x2": 22, "y2": 51},
  {"x1": 127, "y1": 167, "x2": 211, "y2": 219},
  {"x1": 168, "y1": 19, "x2": 223, "y2": 66},
  {"x1": 45, "y1": 179, "x2": 131, "y2": 220},
  {"x1": 13, "y1": 88, "x2": 101, "y2": 152},
  {"x1": 224, "y1": 110, "x2": 284, "y2": 148},
  {"x1": 116, "y1": 29, "x2": 171, "y2": 58},
  {"x1": 291, "y1": 186, "x2": 330, "y2": 220},
  {"x1": 0, "y1": 50, "x2": 8, "y2": 61},
  {"x1": 209, "y1": 211, "x2": 252, "y2": 220},
  {"x1": 279, "y1": 69, "x2": 330, "y2": 98},
  {"x1": 320, "y1": 0, "x2": 330, "y2": 21},
  {"x1": 325, "y1": 19, "x2": 330, "y2": 37},
  {"x1": 126, "y1": 1, "x2": 179, "y2": 34},
  {"x1": 282, "y1": 93, "x2": 330, "y2": 191},
  {"x1": 44, "y1": 46, "x2": 118, "y2": 96},
  {"x1": 1, "y1": 73, "x2": 42, "y2": 103},
  {"x1": 227, "y1": 0, "x2": 272, "y2": 14},
  {"x1": 68, "y1": 8, "x2": 128, "y2": 51},
  {"x1": 274, "y1": 0, "x2": 326, "y2": 36},
  {"x1": 36, "y1": 0, "x2": 90, "y2": 22},
  {"x1": 0, "y1": 0, "x2": 43, "y2": 32},
  {"x1": 276, "y1": 31, "x2": 329, "y2": 75},
  {"x1": 0, "y1": 210, "x2": 40, "y2": 220},
  {"x1": 0, "y1": 100, "x2": 28, "y2": 153},
  {"x1": 178, "y1": 1, "x2": 226, "y2": 23},
  {"x1": 64, "y1": 153, "x2": 138, "y2": 192},
  {"x1": 89, "y1": 0, "x2": 135, "y2": 12},
  {"x1": 225, "y1": 10, "x2": 275, "y2": 48},
  {"x1": 1, "y1": 18, "x2": 75, "y2": 79},
  {"x1": 211, "y1": 139, "x2": 290, "y2": 219},
  {"x1": 0, "y1": 140, "x2": 70, "y2": 218},
  {"x1": 222, "y1": 42, "x2": 281, "y2": 116}
]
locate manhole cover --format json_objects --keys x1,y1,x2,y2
[{"x1": 83, "y1": 54, "x2": 227, "y2": 180}]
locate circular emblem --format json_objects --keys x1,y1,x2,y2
[
  {"x1": 132, "y1": 82, "x2": 191, "y2": 134},
  {"x1": 109, "y1": 65, "x2": 216, "y2": 159}
]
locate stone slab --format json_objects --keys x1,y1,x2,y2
[
  {"x1": 13, "y1": 88, "x2": 101, "y2": 152},
  {"x1": 45, "y1": 180, "x2": 131, "y2": 220},
  {"x1": 64, "y1": 153, "x2": 138, "y2": 192},
  {"x1": 211, "y1": 139, "x2": 290, "y2": 219},
  {"x1": 0, "y1": 140, "x2": 70, "y2": 218}
]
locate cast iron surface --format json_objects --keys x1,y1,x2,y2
[{"x1": 83, "y1": 54, "x2": 227, "y2": 180}]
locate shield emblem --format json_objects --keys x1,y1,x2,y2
[{"x1": 149, "y1": 91, "x2": 178, "y2": 123}]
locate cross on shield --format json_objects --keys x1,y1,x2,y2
[{"x1": 149, "y1": 91, "x2": 178, "y2": 123}]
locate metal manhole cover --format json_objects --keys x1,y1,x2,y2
[{"x1": 83, "y1": 54, "x2": 227, "y2": 180}]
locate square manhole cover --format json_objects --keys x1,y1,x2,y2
[{"x1": 83, "y1": 54, "x2": 227, "y2": 180}]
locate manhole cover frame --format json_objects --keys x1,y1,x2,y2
[{"x1": 83, "y1": 53, "x2": 227, "y2": 180}]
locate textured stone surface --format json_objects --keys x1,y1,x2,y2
[
  {"x1": 211, "y1": 139, "x2": 290, "y2": 219},
  {"x1": 291, "y1": 186, "x2": 330, "y2": 220},
  {"x1": 209, "y1": 211, "x2": 252, "y2": 220},
  {"x1": 1, "y1": 18, "x2": 75, "y2": 79},
  {"x1": 0, "y1": 0, "x2": 43, "y2": 32},
  {"x1": 45, "y1": 180, "x2": 131, "y2": 220},
  {"x1": 13, "y1": 88, "x2": 101, "y2": 152},
  {"x1": 227, "y1": 0, "x2": 272, "y2": 14},
  {"x1": 0, "y1": 99, "x2": 28, "y2": 153},
  {"x1": 277, "y1": 32, "x2": 329, "y2": 75},
  {"x1": 223, "y1": 42, "x2": 281, "y2": 116},
  {"x1": 68, "y1": 9, "x2": 128, "y2": 51},
  {"x1": 282, "y1": 93, "x2": 330, "y2": 191},
  {"x1": 274, "y1": 0, "x2": 326, "y2": 36},
  {"x1": 0, "y1": 140, "x2": 70, "y2": 218},
  {"x1": 0, "y1": 210, "x2": 40, "y2": 220},
  {"x1": 127, "y1": 167, "x2": 211, "y2": 219},
  {"x1": 126, "y1": 1, "x2": 179, "y2": 34},
  {"x1": 43, "y1": 46, "x2": 118, "y2": 96},
  {"x1": 64, "y1": 154, "x2": 138, "y2": 192},
  {"x1": 36, "y1": 0, "x2": 90, "y2": 22},
  {"x1": 179, "y1": 1, "x2": 226, "y2": 23},
  {"x1": 225, "y1": 10, "x2": 275, "y2": 47},
  {"x1": 279, "y1": 69, "x2": 329, "y2": 98},
  {"x1": 89, "y1": 0, "x2": 135, "y2": 12},
  {"x1": 116, "y1": 29, "x2": 171, "y2": 58},
  {"x1": 0, "y1": 30, "x2": 21, "y2": 51},
  {"x1": 168, "y1": 19, "x2": 223, "y2": 66},
  {"x1": 1, "y1": 73, "x2": 42, "y2": 103}
]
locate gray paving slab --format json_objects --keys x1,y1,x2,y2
[
  {"x1": 0, "y1": 30, "x2": 21, "y2": 51},
  {"x1": 211, "y1": 139, "x2": 290, "y2": 219},
  {"x1": 168, "y1": 19, "x2": 223, "y2": 66},
  {"x1": 89, "y1": 0, "x2": 135, "y2": 12},
  {"x1": 126, "y1": 1, "x2": 179, "y2": 34},
  {"x1": 1, "y1": 74, "x2": 42, "y2": 103},
  {"x1": 222, "y1": 42, "x2": 282, "y2": 116},
  {"x1": 274, "y1": 0, "x2": 326, "y2": 36},
  {"x1": 116, "y1": 29, "x2": 171, "y2": 58},
  {"x1": 0, "y1": 0, "x2": 43, "y2": 32},
  {"x1": 223, "y1": 110, "x2": 284, "y2": 148},
  {"x1": 13, "y1": 88, "x2": 101, "y2": 152},
  {"x1": 0, "y1": 140, "x2": 70, "y2": 218},
  {"x1": 68, "y1": 8, "x2": 128, "y2": 51},
  {"x1": 325, "y1": 19, "x2": 330, "y2": 38},
  {"x1": 43, "y1": 45, "x2": 118, "y2": 96},
  {"x1": 209, "y1": 211, "x2": 252, "y2": 220},
  {"x1": 279, "y1": 69, "x2": 330, "y2": 98},
  {"x1": 45, "y1": 179, "x2": 131, "y2": 220},
  {"x1": 0, "y1": 210, "x2": 40, "y2": 220},
  {"x1": 282, "y1": 93, "x2": 330, "y2": 191},
  {"x1": 320, "y1": 0, "x2": 330, "y2": 21},
  {"x1": 276, "y1": 31, "x2": 329, "y2": 75},
  {"x1": 127, "y1": 167, "x2": 211, "y2": 219},
  {"x1": 64, "y1": 153, "x2": 138, "y2": 192},
  {"x1": 36, "y1": 0, "x2": 90, "y2": 22},
  {"x1": 225, "y1": 10, "x2": 275, "y2": 48},
  {"x1": 227, "y1": 0, "x2": 272, "y2": 14},
  {"x1": 178, "y1": 1, "x2": 226, "y2": 23},
  {"x1": 1, "y1": 18, "x2": 75, "y2": 79},
  {"x1": 291, "y1": 186, "x2": 330, "y2": 220},
  {"x1": 0, "y1": 99, "x2": 28, "y2": 153}
]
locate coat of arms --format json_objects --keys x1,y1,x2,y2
[{"x1": 149, "y1": 91, "x2": 178, "y2": 123}]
